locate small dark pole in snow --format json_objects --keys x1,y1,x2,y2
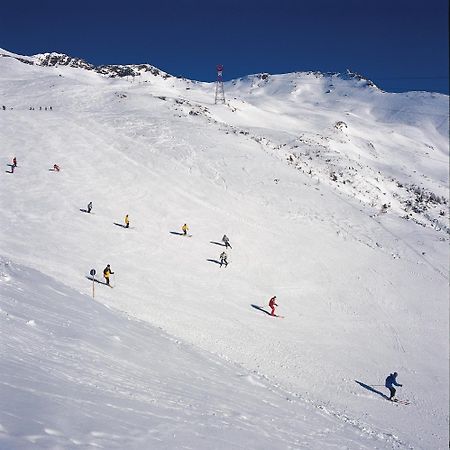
[{"x1": 90, "y1": 269, "x2": 96, "y2": 299}]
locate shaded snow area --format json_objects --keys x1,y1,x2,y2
[
  {"x1": 0, "y1": 49, "x2": 449, "y2": 449},
  {"x1": 2, "y1": 260, "x2": 393, "y2": 449}
]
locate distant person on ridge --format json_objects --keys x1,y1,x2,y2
[
  {"x1": 182, "y1": 223, "x2": 189, "y2": 236},
  {"x1": 103, "y1": 264, "x2": 114, "y2": 286},
  {"x1": 385, "y1": 372, "x2": 403, "y2": 401},
  {"x1": 269, "y1": 296, "x2": 278, "y2": 316},
  {"x1": 87, "y1": 202, "x2": 93, "y2": 213},
  {"x1": 222, "y1": 234, "x2": 232, "y2": 249},
  {"x1": 219, "y1": 251, "x2": 228, "y2": 268},
  {"x1": 125, "y1": 214, "x2": 130, "y2": 228}
]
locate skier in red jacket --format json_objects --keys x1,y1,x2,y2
[{"x1": 269, "y1": 296, "x2": 278, "y2": 316}]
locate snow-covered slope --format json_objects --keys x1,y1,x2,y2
[
  {"x1": 0, "y1": 49, "x2": 449, "y2": 449},
  {"x1": 3, "y1": 258, "x2": 395, "y2": 449}
]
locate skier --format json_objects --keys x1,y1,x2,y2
[
  {"x1": 53, "y1": 164, "x2": 60, "y2": 172},
  {"x1": 12, "y1": 157, "x2": 17, "y2": 168},
  {"x1": 222, "y1": 234, "x2": 232, "y2": 249},
  {"x1": 87, "y1": 201, "x2": 93, "y2": 213},
  {"x1": 125, "y1": 214, "x2": 130, "y2": 228},
  {"x1": 103, "y1": 264, "x2": 114, "y2": 286},
  {"x1": 182, "y1": 223, "x2": 189, "y2": 236},
  {"x1": 219, "y1": 251, "x2": 228, "y2": 268},
  {"x1": 269, "y1": 296, "x2": 278, "y2": 316},
  {"x1": 385, "y1": 372, "x2": 403, "y2": 401}
]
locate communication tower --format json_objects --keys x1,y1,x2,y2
[{"x1": 214, "y1": 64, "x2": 225, "y2": 104}]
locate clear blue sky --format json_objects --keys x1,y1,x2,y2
[{"x1": 1, "y1": 0, "x2": 448, "y2": 93}]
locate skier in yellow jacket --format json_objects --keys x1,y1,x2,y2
[
  {"x1": 124, "y1": 214, "x2": 130, "y2": 228},
  {"x1": 181, "y1": 223, "x2": 189, "y2": 236},
  {"x1": 103, "y1": 264, "x2": 114, "y2": 286}
]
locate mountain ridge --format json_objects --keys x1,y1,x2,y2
[{"x1": 0, "y1": 47, "x2": 385, "y2": 91}]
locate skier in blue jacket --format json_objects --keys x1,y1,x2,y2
[{"x1": 385, "y1": 372, "x2": 403, "y2": 401}]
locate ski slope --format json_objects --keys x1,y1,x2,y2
[
  {"x1": 0, "y1": 49, "x2": 449, "y2": 449},
  {"x1": 3, "y1": 258, "x2": 395, "y2": 449}
]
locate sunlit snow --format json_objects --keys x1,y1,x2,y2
[{"x1": 0, "y1": 49, "x2": 448, "y2": 449}]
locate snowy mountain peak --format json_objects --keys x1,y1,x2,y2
[
  {"x1": 230, "y1": 69, "x2": 379, "y2": 94},
  {"x1": 0, "y1": 48, "x2": 173, "y2": 80},
  {"x1": 343, "y1": 68, "x2": 378, "y2": 88},
  {"x1": 34, "y1": 51, "x2": 94, "y2": 70}
]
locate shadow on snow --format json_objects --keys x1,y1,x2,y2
[
  {"x1": 354, "y1": 380, "x2": 390, "y2": 400},
  {"x1": 206, "y1": 259, "x2": 222, "y2": 265},
  {"x1": 86, "y1": 276, "x2": 109, "y2": 286},
  {"x1": 251, "y1": 304, "x2": 272, "y2": 315},
  {"x1": 210, "y1": 241, "x2": 226, "y2": 247}
]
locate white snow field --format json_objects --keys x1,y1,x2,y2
[{"x1": 0, "y1": 49, "x2": 449, "y2": 449}]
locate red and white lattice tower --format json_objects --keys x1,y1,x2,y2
[{"x1": 214, "y1": 64, "x2": 225, "y2": 104}]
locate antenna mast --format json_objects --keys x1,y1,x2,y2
[{"x1": 214, "y1": 64, "x2": 225, "y2": 104}]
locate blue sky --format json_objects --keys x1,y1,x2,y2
[{"x1": 1, "y1": 0, "x2": 448, "y2": 93}]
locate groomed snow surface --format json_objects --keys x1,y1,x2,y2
[{"x1": 0, "y1": 50, "x2": 449, "y2": 449}]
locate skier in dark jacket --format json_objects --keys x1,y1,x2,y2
[
  {"x1": 219, "y1": 251, "x2": 228, "y2": 268},
  {"x1": 87, "y1": 202, "x2": 93, "y2": 213},
  {"x1": 385, "y1": 372, "x2": 403, "y2": 401},
  {"x1": 222, "y1": 234, "x2": 232, "y2": 249}
]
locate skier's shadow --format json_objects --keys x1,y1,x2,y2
[
  {"x1": 354, "y1": 380, "x2": 390, "y2": 400},
  {"x1": 210, "y1": 241, "x2": 226, "y2": 246},
  {"x1": 5, "y1": 164, "x2": 14, "y2": 173},
  {"x1": 251, "y1": 304, "x2": 271, "y2": 315},
  {"x1": 80, "y1": 209, "x2": 90, "y2": 213},
  {"x1": 114, "y1": 222, "x2": 127, "y2": 228},
  {"x1": 170, "y1": 231, "x2": 184, "y2": 236},
  {"x1": 86, "y1": 276, "x2": 108, "y2": 285},
  {"x1": 206, "y1": 259, "x2": 222, "y2": 265}
]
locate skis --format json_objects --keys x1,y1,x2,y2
[{"x1": 256, "y1": 306, "x2": 284, "y2": 318}]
